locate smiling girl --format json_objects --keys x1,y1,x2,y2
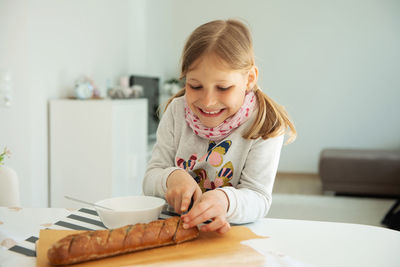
[{"x1": 143, "y1": 19, "x2": 296, "y2": 234}]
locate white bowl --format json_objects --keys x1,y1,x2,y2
[{"x1": 95, "y1": 196, "x2": 165, "y2": 229}]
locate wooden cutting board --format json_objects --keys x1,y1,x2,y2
[{"x1": 36, "y1": 226, "x2": 268, "y2": 266}]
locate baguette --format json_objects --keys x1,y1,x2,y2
[{"x1": 47, "y1": 216, "x2": 199, "y2": 266}]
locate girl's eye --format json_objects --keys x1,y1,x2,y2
[
  {"x1": 189, "y1": 85, "x2": 202, "y2": 90},
  {"x1": 217, "y1": 86, "x2": 232, "y2": 91}
]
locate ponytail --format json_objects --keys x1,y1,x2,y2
[{"x1": 243, "y1": 86, "x2": 296, "y2": 144}]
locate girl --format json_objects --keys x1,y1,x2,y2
[{"x1": 143, "y1": 19, "x2": 296, "y2": 234}]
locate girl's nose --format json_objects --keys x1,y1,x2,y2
[{"x1": 202, "y1": 89, "x2": 218, "y2": 107}]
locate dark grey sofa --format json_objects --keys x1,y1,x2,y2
[{"x1": 319, "y1": 149, "x2": 400, "y2": 196}]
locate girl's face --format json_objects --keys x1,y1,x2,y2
[{"x1": 185, "y1": 54, "x2": 258, "y2": 128}]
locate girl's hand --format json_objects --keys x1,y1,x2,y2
[
  {"x1": 165, "y1": 169, "x2": 202, "y2": 214},
  {"x1": 181, "y1": 189, "x2": 230, "y2": 234}
]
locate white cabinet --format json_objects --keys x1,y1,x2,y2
[{"x1": 49, "y1": 99, "x2": 148, "y2": 208}]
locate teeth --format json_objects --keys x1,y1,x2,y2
[{"x1": 203, "y1": 109, "x2": 220, "y2": 114}]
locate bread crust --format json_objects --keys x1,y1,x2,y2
[{"x1": 47, "y1": 216, "x2": 199, "y2": 265}]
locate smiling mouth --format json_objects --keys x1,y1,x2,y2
[{"x1": 198, "y1": 108, "x2": 225, "y2": 117}]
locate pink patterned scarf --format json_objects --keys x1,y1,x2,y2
[{"x1": 184, "y1": 91, "x2": 256, "y2": 141}]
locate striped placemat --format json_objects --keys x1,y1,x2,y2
[{"x1": 8, "y1": 207, "x2": 177, "y2": 258}]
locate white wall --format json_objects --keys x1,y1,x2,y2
[
  {"x1": 0, "y1": 0, "x2": 146, "y2": 207},
  {"x1": 146, "y1": 0, "x2": 400, "y2": 172},
  {"x1": 128, "y1": 0, "x2": 175, "y2": 78}
]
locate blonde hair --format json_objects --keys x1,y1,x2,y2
[{"x1": 165, "y1": 19, "x2": 296, "y2": 143}]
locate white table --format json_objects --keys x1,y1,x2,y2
[{"x1": 0, "y1": 207, "x2": 399, "y2": 267}]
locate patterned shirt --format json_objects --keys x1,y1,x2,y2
[{"x1": 143, "y1": 96, "x2": 284, "y2": 224}]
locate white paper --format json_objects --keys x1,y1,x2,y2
[{"x1": 242, "y1": 239, "x2": 314, "y2": 267}]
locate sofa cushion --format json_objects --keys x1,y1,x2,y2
[{"x1": 319, "y1": 149, "x2": 400, "y2": 195}]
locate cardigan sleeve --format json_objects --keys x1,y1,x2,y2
[
  {"x1": 218, "y1": 134, "x2": 284, "y2": 224},
  {"x1": 142, "y1": 102, "x2": 181, "y2": 198}
]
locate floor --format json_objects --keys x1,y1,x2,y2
[
  {"x1": 268, "y1": 173, "x2": 397, "y2": 228},
  {"x1": 273, "y1": 172, "x2": 323, "y2": 195}
]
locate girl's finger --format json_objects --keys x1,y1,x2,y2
[
  {"x1": 174, "y1": 196, "x2": 182, "y2": 214},
  {"x1": 180, "y1": 191, "x2": 193, "y2": 212},
  {"x1": 216, "y1": 222, "x2": 231, "y2": 234},
  {"x1": 193, "y1": 187, "x2": 202, "y2": 203},
  {"x1": 183, "y1": 203, "x2": 217, "y2": 228},
  {"x1": 165, "y1": 193, "x2": 173, "y2": 207},
  {"x1": 200, "y1": 216, "x2": 226, "y2": 232}
]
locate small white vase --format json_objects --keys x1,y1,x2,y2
[{"x1": 0, "y1": 166, "x2": 20, "y2": 206}]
